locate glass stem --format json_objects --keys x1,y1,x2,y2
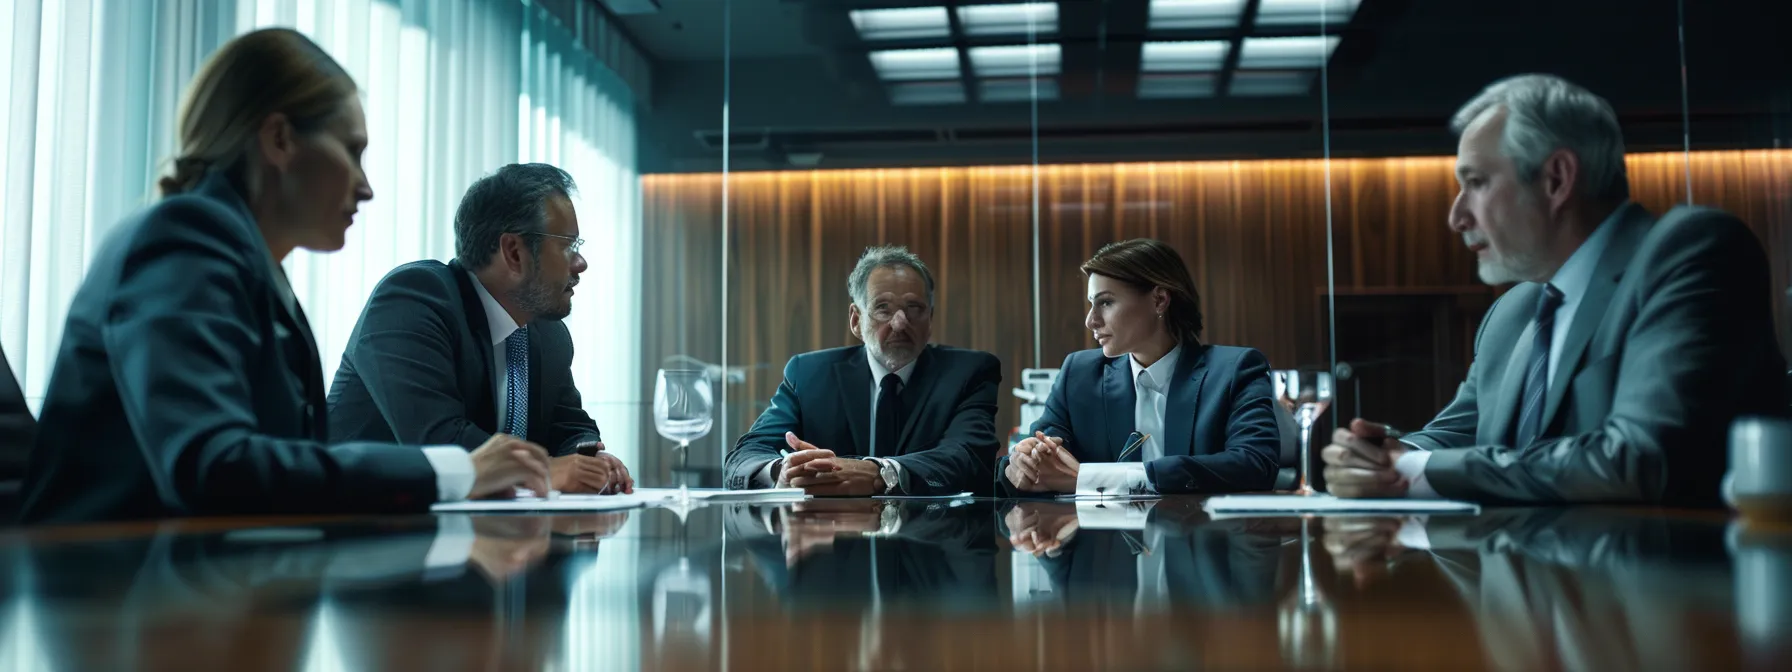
[
  {"x1": 677, "y1": 440, "x2": 690, "y2": 499},
  {"x1": 1298, "y1": 419, "x2": 1314, "y2": 494}
]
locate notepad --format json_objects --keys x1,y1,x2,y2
[
  {"x1": 631, "y1": 487, "x2": 810, "y2": 503},
  {"x1": 431, "y1": 493, "x2": 658, "y2": 513},
  {"x1": 1203, "y1": 493, "x2": 1481, "y2": 517},
  {"x1": 876, "y1": 492, "x2": 975, "y2": 500}
]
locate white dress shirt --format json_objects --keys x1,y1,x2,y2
[
  {"x1": 1396, "y1": 202, "x2": 1630, "y2": 498},
  {"x1": 1077, "y1": 345, "x2": 1182, "y2": 495},
  {"x1": 753, "y1": 350, "x2": 917, "y2": 491}
]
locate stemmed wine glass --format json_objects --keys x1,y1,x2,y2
[
  {"x1": 1273, "y1": 370, "x2": 1334, "y2": 496},
  {"x1": 654, "y1": 368, "x2": 715, "y2": 507}
]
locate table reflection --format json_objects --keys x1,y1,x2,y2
[{"x1": 0, "y1": 500, "x2": 1785, "y2": 670}]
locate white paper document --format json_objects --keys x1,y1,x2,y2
[
  {"x1": 430, "y1": 492, "x2": 662, "y2": 513},
  {"x1": 1056, "y1": 493, "x2": 1161, "y2": 501},
  {"x1": 631, "y1": 487, "x2": 810, "y2": 503},
  {"x1": 876, "y1": 492, "x2": 975, "y2": 500},
  {"x1": 1203, "y1": 493, "x2": 1481, "y2": 517}
]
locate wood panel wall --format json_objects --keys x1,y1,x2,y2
[{"x1": 639, "y1": 150, "x2": 1792, "y2": 482}]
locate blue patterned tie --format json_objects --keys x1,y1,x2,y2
[
  {"x1": 1512, "y1": 284, "x2": 1564, "y2": 449},
  {"x1": 504, "y1": 328, "x2": 530, "y2": 439}
]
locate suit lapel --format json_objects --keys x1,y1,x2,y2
[
  {"x1": 894, "y1": 347, "x2": 939, "y2": 452},
  {"x1": 1101, "y1": 356, "x2": 1136, "y2": 461},
  {"x1": 833, "y1": 350, "x2": 873, "y2": 455},
  {"x1": 1488, "y1": 284, "x2": 1540, "y2": 445},
  {"x1": 1163, "y1": 345, "x2": 1210, "y2": 457},
  {"x1": 1541, "y1": 205, "x2": 1652, "y2": 430},
  {"x1": 449, "y1": 261, "x2": 499, "y2": 429}
]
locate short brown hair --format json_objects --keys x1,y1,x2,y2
[
  {"x1": 159, "y1": 28, "x2": 358, "y2": 196},
  {"x1": 1081, "y1": 238, "x2": 1204, "y2": 346}
]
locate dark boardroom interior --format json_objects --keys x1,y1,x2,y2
[{"x1": 2, "y1": 0, "x2": 1790, "y2": 669}]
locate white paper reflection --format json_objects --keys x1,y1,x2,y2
[
  {"x1": 300, "y1": 599, "x2": 348, "y2": 672},
  {"x1": 0, "y1": 594, "x2": 54, "y2": 672},
  {"x1": 563, "y1": 526, "x2": 642, "y2": 670}
]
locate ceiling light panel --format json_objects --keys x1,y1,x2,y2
[
  {"x1": 968, "y1": 44, "x2": 1061, "y2": 77},
  {"x1": 957, "y1": 3, "x2": 1058, "y2": 37},
  {"x1": 1140, "y1": 41, "x2": 1231, "y2": 72},
  {"x1": 849, "y1": 7, "x2": 951, "y2": 41},
  {"x1": 1148, "y1": 0, "x2": 1247, "y2": 30},
  {"x1": 1254, "y1": 0, "x2": 1362, "y2": 27},
  {"x1": 1236, "y1": 35, "x2": 1340, "y2": 69},
  {"x1": 869, "y1": 48, "x2": 962, "y2": 80}
]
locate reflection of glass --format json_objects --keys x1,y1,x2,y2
[
  {"x1": 1273, "y1": 370, "x2": 1334, "y2": 495},
  {"x1": 652, "y1": 558, "x2": 712, "y2": 658},
  {"x1": 655, "y1": 369, "x2": 715, "y2": 504},
  {"x1": 1279, "y1": 517, "x2": 1339, "y2": 670}
]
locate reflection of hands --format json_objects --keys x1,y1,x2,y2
[
  {"x1": 469, "y1": 516, "x2": 551, "y2": 584},
  {"x1": 550, "y1": 511, "x2": 632, "y2": 539},
  {"x1": 551, "y1": 450, "x2": 635, "y2": 494},
  {"x1": 1322, "y1": 419, "x2": 1410, "y2": 498},
  {"x1": 1008, "y1": 432, "x2": 1078, "y2": 493},
  {"x1": 780, "y1": 501, "x2": 886, "y2": 565},
  {"x1": 1322, "y1": 516, "x2": 1408, "y2": 588},
  {"x1": 1005, "y1": 502, "x2": 1080, "y2": 558}
]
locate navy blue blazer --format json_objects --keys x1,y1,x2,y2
[
  {"x1": 724, "y1": 345, "x2": 1002, "y2": 496},
  {"x1": 997, "y1": 344, "x2": 1281, "y2": 496},
  {"x1": 18, "y1": 173, "x2": 438, "y2": 524}
]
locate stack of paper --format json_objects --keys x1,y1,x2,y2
[
  {"x1": 1203, "y1": 493, "x2": 1481, "y2": 517},
  {"x1": 430, "y1": 488, "x2": 811, "y2": 513}
]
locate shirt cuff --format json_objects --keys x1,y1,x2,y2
[
  {"x1": 1395, "y1": 515, "x2": 1432, "y2": 551},
  {"x1": 1076, "y1": 463, "x2": 1152, "y2": 496},
  {"x1": 752, "y1": 458, "x2": 782, "y2": 488},
  {"x1": 423, "y1": 513, "x2": 475, "y2": 580},
  {"x1": 1394, "y1": 450, "x2": 1438, "y2": 499},
  {"x1": 423, "y1": 446, "x2": 476, "y2": 502}
]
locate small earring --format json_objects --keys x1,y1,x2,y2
[{"x1": 1157, "y1": 313, "x2": 1163, "y2": 319}]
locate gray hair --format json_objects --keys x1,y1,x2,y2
[
  {"x1": 848, "y1": 245, "x2": 935, "y2": 309},
  {"x1": 1450, "y1": 74, "x2": 1629, "y2": 203},
  {"x1": 454, "y1": 163, "x2": 578, "y2": 269}
]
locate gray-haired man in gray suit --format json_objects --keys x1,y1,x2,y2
[{"x1": 1323, "y1": 74, "x2": 1785, "y2": 505}]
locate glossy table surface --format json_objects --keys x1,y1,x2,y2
[{"x1": 2, "y1": 497, "x2": 1788, "y2": 671}]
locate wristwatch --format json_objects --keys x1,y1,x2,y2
[{"x1": 867, "y1": 457, "x2": 900, "y2": 495}]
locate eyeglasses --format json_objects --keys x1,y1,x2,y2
[{"x1": 524, "y1": 232, "x2": 584, "y2": 258}]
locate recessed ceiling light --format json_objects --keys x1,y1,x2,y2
[
  {"x1": 1237, "y1": 35, "x2": 1340, "y2": 69},
  {"x1": 1229, "y1": 70, "x2": 1315, "y2": 96},
  {"x1": 1138, "y1": 73, "x2": 1219, "y2": 99},
  {"x1": 849, "y1": 7, "x2": 951, "y2": 41},
  {"x1": 1255, "y1": 0, "x2": 1362, "y2": 27},
  {"x1": 957, "y1": 3, "x2": 1058, "y2": 37},
  {"x1": 1140, "y1": 41, "x2": 1231, "y2": 72},
  {"x1": 981, "y1": 77, "x2": 1060, "y2": 102},
  {"x1": 889, "y1": 80, "x2": 968, "y2": 105},
  {"x1": 1148, "y1": 0, "x2": 1248, "y2": 30},
  {"x1": 869, "y1": 48, "x2": 962, "y2": 80},
  {"x1": 967, "y1": 44, "x2": 1061, "y2": 77}
]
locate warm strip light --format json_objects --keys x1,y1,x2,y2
[{"x1": 642, "y1": 150, "x2": 1792, "y2": 182}]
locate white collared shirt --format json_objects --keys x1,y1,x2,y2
[
  {"x1": 467, "y1": 270, "x2": 524, "y2": 432},
  {"x1": 1396, "y1": 202, "x2": 1631, "y2": 498},
  {"x1": 1077, "y1": 345, "x2": 1184, "y2": 495}
]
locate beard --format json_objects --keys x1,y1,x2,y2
[
  {"x1": 864, "y1": 336, "x2": 920, "y2": 372},
  {"x1": 510, "y1": 266, "x2": 572, "y2": 321}
]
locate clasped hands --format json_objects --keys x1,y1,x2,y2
[
  {"x1": 1005, "y1": 431, "x2": 1080, "y2": 493},
  {"x1": 774, "y1": 432, "x2": 885, "y2": 496},
  {"x1": 1320, "y1": 419, "x2": 1410, "y2": 499}
]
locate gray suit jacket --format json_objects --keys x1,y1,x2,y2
[
  {"x1": 1404, "y1": 203, "x2": 1786, "y2": 505},
  {"x1": 18, "y1": 173, "x2": 438, "y2": 525},
  {"x1": 326, "y1": 260, "x2": 601, "y2": 457}
]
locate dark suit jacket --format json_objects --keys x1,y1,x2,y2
[
  {"x1": 17, "y1": 173, "x2": 438, "y2": 525},
  {"x1": 1403, "y1": 204, "x2": 1787, "y2": 505},
  {"x1": 997, "y1": 344, "x2": 1282, "y2": 496},
  {"x1": 326, "y1": 260, "x2": 600, "y2": 456},
  {"x1": 0, "y1": 346, "x2": 33, "y2": 481},
  {"x1": 724, "y1": 345, "x2": 1001, "y2": 496}
]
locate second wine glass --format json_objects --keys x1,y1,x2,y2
[
  {"x1": 654, "y1": 368, "x2": 715, "y2": 505},
  {"x1": 1273, "y1": 369, "x2": 1334, "y2": 496}
]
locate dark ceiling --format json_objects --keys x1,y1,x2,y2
[{"x1": 613, "y1": 0, "x2": 1792, "y2": 173}]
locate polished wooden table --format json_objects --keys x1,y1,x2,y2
[{"x1": 1, "y1": 497, "x2": 1786, "y2": 671}]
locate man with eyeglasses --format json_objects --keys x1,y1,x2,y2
[
  {"x1": 724, "y1": 246, "x2": 1003, "y2": 496},
  {"x1": 328, "y1": 163, "x2": 632, "y2": 496}
]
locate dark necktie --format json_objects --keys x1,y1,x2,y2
[
  {"x1": 874, "y1": 373, "x2": 903, "y2": 457},
  {"x1": 1512, "y1": 284, "x2": 1564, "y2": 448},
  {"x1": 504, "y1": 328, "x2": 530, "y2": 440}
]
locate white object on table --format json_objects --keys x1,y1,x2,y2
[{"x1": 1202, "y1": 493, "x2": 1480, "y2": 517}]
